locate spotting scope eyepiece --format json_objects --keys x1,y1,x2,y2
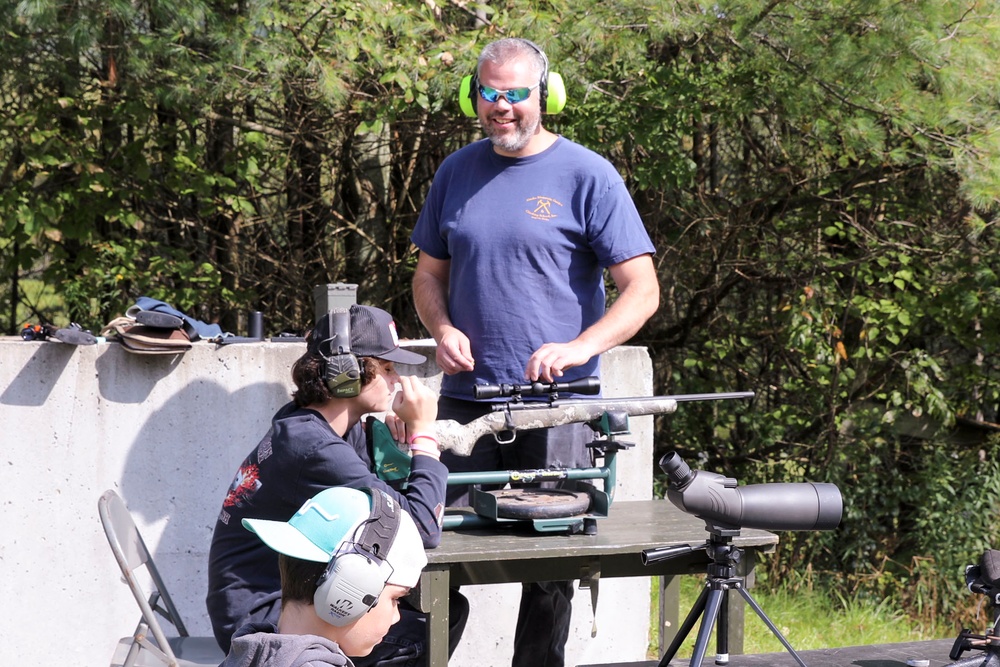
[
  {"x1": 659, "y1": 451, "x2": 843, "y2": 532},
  {"x1": 474, "y1": 376, "x2": 601, "y2": 400},
  {"x1": 660, "y1": 451, "x2": 695, "y2": 488}
]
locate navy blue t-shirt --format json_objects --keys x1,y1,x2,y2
[{"x1": 411, "y1": 137, "x2": 655, "y2": 399}]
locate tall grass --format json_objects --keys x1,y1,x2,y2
[{"x1": 649, "y1": 573, "x2": 954, "y2": 659}]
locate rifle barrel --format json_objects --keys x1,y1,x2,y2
[
  {"x1": 501, "y1": 391, "x2": 755, "y2": 411},
  {"x1": 660, "y1": 391, "x2": 755, "y2": 403}
]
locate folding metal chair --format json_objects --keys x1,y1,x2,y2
[{"x1": 98, "y1": 489, "x2": 225, "y2": 667}]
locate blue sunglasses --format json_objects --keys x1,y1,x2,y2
[{"x1": 477, "y1": 83, "x2": 540, "y2": 105}]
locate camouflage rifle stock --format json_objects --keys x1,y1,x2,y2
[{"x1": 437, "y1": 390, "x2": 755, "y2": 456}]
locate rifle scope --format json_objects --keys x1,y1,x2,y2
[
  {"x1": 660, "y1": 451, "x2": 843, "y2": 532},
  {"x1": 473, "y1": 376, "x2": 601, "y2": 400}
]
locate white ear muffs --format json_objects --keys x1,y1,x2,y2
[
  {"x1": 312, "y1": 489, "x2": 400, "y2": 626},
  {"x1": 313, "y1": 550, "x2": 394, "y2": 626}
]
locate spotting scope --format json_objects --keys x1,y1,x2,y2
[{"x1": 660, "y1": 451, "x2": 843, "y2": 531}]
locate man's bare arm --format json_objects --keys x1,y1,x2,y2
[
  {"x1": 591, "y1": 252, "x2": 661, "y2": 349},
  {"x1": 412, "y1": 252, "x2": 476, "y2": 375},
  {"x1": 526, "y1": 253, "x2": 660, "y2": 382}
]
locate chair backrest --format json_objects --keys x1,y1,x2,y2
[{"x1": 98, "y1": 489, "x2": 189, "y2": 667}]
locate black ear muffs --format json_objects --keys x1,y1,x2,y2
[
  {"x1": 313, "y1": 489, "x2": 400, "y2": 626},
  {"x1": 459, "y1": 40, "x2": 567, "y2": 118},
  {"x1": 320, "y1": 308, "x2": 361, "y2": 398}
]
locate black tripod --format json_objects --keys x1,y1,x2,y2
[
  {"x1": 944, "y1": 550, "x2": 1000, "y2": 667},
  {"x1": 643, "y1": 522, "x2": 809, "y2": 667}
]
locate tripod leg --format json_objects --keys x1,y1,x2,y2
[
  {"x1": 658, "y1": 585, "x2": 710, "y2": 667},
  {"x1": 716, "y1": 589, "x2": 729, "y2": 665},
  {"x1": 689, "y1": 588, "x2": 726, "y2": 667},
  {"x1": 735, "y1": 586, "x2": 809, "y2": 667}
]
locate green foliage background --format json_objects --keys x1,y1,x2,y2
[{"x1": 3, "y1": 0, "x2": 999, "y2": 631}]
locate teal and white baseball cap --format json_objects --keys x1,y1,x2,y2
[{"x1": 242, "y1": 486, "x2": 427, "y2": 588}]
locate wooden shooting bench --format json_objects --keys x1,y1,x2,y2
[{"x1": 413, "y1": 499, "x2": 779, "y2": 667}]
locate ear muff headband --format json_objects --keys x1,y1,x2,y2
[
  {"x1": 320, "y1": 308, "x2": 361, "y2": 398},
  {"x1": 313, "y1": 489, "x2": 401, "y2": 627},
  {"x1": 459, "y1": 40, "x2": 566, "y2": 117}
]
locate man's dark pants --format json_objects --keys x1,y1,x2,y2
[{"x1": 438, "y1": 396, "x2": 594, "y2": 667}]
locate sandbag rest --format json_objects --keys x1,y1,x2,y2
[{"x1": 51, "y1": 325, "x2": 98, "y2": 345}]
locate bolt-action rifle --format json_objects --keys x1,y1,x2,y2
[
  {"x1": 367, "y1": 377, "x2": 753, "y2": 483},
  {"x1": 435, "y1": 377, "x2": 754, "y2": 456}
]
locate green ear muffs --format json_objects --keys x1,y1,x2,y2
[
  {"x1": 543, "y1": 72, "x2": 566, "y2": 115},
  {"x1": 459, "y1": 72, "x2": 566, "y2": 118},
  {"x1": 459, "y1": 74, "x2": 476, "y2": 117}
]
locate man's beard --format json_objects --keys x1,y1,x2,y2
[{"x1": 483, "y1": 113, "x2": 540, "y2": 154}]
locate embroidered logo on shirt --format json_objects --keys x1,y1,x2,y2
[{"x1": 526, "y1": 195, "x2": 563, "y2": 221}]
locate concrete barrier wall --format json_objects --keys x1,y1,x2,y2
[{"x1": 0, "y1": 337, "x2": 654, "y2": 667}]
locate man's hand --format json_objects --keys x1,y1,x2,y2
[
  {"x1": 413, "y1": 252, "x2": 477, "y2": 375},
  {"x1": 434, "y1": 326, "x2": 475, "y2": 376},
  {"x1": 525, "y1": 341, "x2": 598, "y2": 383},
  {"x1": 525, "y1": 254, "x2": 660, "y2": 383}
]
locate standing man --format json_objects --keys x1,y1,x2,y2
[{"x1": 410, "y1": 38, "x2": 659, "y2": 667}]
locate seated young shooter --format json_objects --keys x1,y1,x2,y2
[
  {"x1": 219, "y1": 486, "x2": 428, "y2": 667},
  {"x1": 208, "y1": 304, "x2": 468, "y2": 665}
]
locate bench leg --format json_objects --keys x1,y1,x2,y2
[
  {"x1": 658, "y1": 575, "x2": 681, "y2": 655},
  {"x1": 417, "y1": 566, "x2": 452, "y2": 667}
]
